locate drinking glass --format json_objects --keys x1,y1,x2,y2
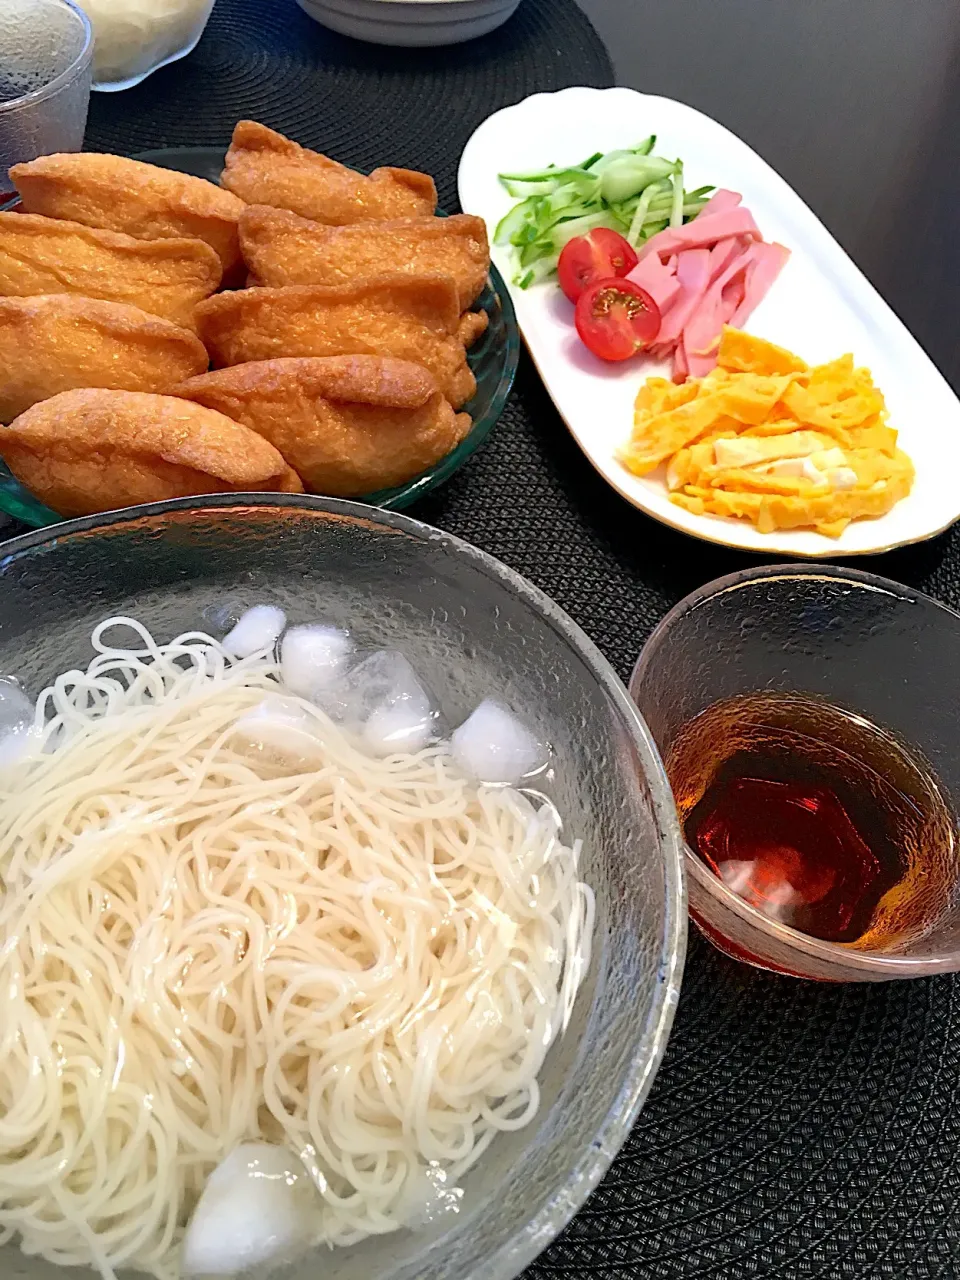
[
  {"x1": 631, "y1": 564, "x2": 960, "y2": 982},
  {"x1": 0, "y1": 0, "x2": 93, "y2": 193}
]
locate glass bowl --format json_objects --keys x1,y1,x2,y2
[
  {"x1": 0, "y1": 145, "x2": 520, "y2": 528},
  {"x1": 631, "y1": 563, "x2": 960, "y2": 982},
  {"x1": 0, "y1": 0, "x2": 93, "y2": 188},
  {"x1": 0, "y1": 493, "x2": 686, "y2": 1280}
]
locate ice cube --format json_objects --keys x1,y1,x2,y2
[
  {"x1": 280, "y1": 625, "x2": 352, "y2": 700},
  {"x1": 450, "y1": 699, "x2": 546, "y2": 785},
  {"x1": 364, "y1": 694, "x2": 434, "y2": 756},
  {"x1": 232, "y1": 696, "x2": 326, "y2": 768},
  {"x1": 0, "y1": 679, "x2": 37, "y2": 766},
  {"x1": 222, "y1": 606, "x2": 286, "y2": 659},
  {"x1": 322, "y1": 651, "x2": 436, "y2": 756},
  {"x1": 181, "y1": 1143, "x2": 319, "y2": 1278},
  {"x1": 396, "y1": 1162, "x2": 464, "y2": 1230}
]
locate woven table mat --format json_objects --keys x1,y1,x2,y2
[{"x1": 81, "y1": 1, "x2": 960, "y2": 1275}]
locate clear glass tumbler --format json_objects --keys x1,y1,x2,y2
[
  {"x1": 0, "y1": 0, "x2": 93, "y2": 194},
  {"x1": 631, "y1": 563, "x2": 960, "y2": 982}
]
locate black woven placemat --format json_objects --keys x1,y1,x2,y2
[
  {"x1": 78, "y1": 1, "x2": 960, "y2": 1275},
  {"x1": 85, "y1": 0, "x2": 611, "y2": 210}
]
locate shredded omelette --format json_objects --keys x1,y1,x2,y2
[{"x1": 618, "y1": 328, "x2": 914, "y2": 537}]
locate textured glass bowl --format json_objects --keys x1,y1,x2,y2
[
  {"x1": 0, "y1": 494, "x2": 685, "y2": 1280},
  {"x1": 0, "y1": 0, "x2": 92, "y2": 187},
  {"x1": 0, "y1": 146, "x2": 519, "y2": 528},
  {"x1": 631, "y1": 563, "x2": 960, "y2": 982}
]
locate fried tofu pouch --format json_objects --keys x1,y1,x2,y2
[
  {"x1": 239, "y1": 206, "x2": 489, "y2": 310},
  {"x1": 9, "y1": 152, "x2": 246, "y2": 279},
  {"x1": 618, "y1": 328, "x2": 914, "y2": 537},
  {"x1": 195, "y1": 276, "x2": 475, "y2": 408},
  {"x1": 0, "y1": 212, "x2": 222, "y2": 329},
  {"x1": 0, "y1": 295, "x2": 209, "y2": 422},
  {"x1": 0, "y1": 388, "x2": 303, "y2": 517},
  {"x1": 176, "y1": 355, "x2": 472, "y2": 497},
  {"x1": 221, "y1": 121, "x2": 436, "y2": 225}
]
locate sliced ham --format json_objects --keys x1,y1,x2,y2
[
  {"x1": 729, "y1": 241, "x2": 790, "y2": 329},
  {"x1": 683, "y1": 244, "x2": 765, "y2": 375},
  {"x1": 673, "y1": 338, "x2": 689, "y2": 383},
  {"x1": 625, "y1": 253, "x2": 681, "y2": 314},
  {"x1": 655, "y1": 248, "x2": 711, "y2": 346},
  {"x1": 636, "y1": 207, "x2": 761, "y2": 263},
  {"x1": 707, "y1": 235, "x2": 744, "y2": 282},
  {"x1": 699, "y1": 188, "x2": 742, "y2": 217},
  {"x1": 721, "y1": 273, "x2": 746, "y2": 317},
  {"x1": 685, "y1": 345, "x2": 718, "y2": 380},
  {"x1": 628, "y1": 194, "x2": 789, "y2": 381}
]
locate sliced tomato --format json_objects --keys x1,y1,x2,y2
[
  {"x1": 574, "y1": 277, "x2": 661, "y2": 361},
  {"x1": 556, "y1": 228, "x2": 638, "y2": 303}
]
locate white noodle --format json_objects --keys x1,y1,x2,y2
[{"x1": 0, "y1": 618, "x2": 593, "y2": 1279}]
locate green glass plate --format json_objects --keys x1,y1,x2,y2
[{"x1": 0, "y1": 145, "x2": 519, "y2": 528}]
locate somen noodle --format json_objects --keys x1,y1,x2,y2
[{"x1": 0, "y1": 618, "x2": 593, "y2": 1279}]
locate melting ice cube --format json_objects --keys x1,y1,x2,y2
[
  {"x1": 450, "y1": 699, "x2": 546, "y2": 785},
  {"x1": 396, "y1": 1162, "x2": 464, "y2": 1230},
  {"x1": 322, "y1": 650, "x2": 436, "y2": 756},
  {"x1": 223, "y1": 606, "x2": 286, "y2": 659},
  {"x1": 280, "y1": 625, "x2": 352, "y2": 700},
  {"x1": 232, "y1": 696, "x2": 326, "y2": 768},
  {"x1": 0, "y1": 679, "x2": 37, "y2": 766},
  {"x1": 181, "y1": 1143, "x2": 321, "y2": 1278}
]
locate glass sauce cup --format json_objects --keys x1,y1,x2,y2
[{"x1": 631, "y1": 564, "x2": 960, "y2": 982}]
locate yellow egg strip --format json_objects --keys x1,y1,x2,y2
[{"x1": 619, "y1": 327, "x2": 915, "y2": 537}]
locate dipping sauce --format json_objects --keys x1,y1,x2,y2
[{"x1": 667, "y1": 692, "x2": 955, "y2": 946}]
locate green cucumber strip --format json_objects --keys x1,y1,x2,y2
[
  {"x1": 494, "y1": 198, "x2": 537, "y2": 245},
  {"x1": 670, "y1": 162, "x2": 685, "y2": 228},
  {"x1": 501, "y1": 178, "x2": 556, "y2": 198},
  {"x1": 626, "y1": 178, "x2": 669, "y2": 246},
  {"x1": 599, "y1": 156, "x2": 677, "y2": 203},
  {"x1": 514, "y1": 256, "x2": 557, "y2": 287},
  {"x1": 498, "y1": 138, "x2": 714, "y2": 277},
  {"x1": 549, "y1": 209, "x2": 621, "y2": 250}
]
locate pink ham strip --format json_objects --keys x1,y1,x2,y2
[
  {"x1": 707, "y1": 235, "x2": 744, "y2": 282},
  {"x1": 682, "y1": 244, "x2": 763, "y2": 377},
  {"x1": 672, "y1": 338, "x2": 689, "y2": 383},
  {"x1": 721, "y1": 274, "x2": 746, "y2": 318},
  {"x1": 654, "y1": 248, "x2": 711, "y2": 346},
  {"x1": 636, "y1": 207, "x2": 761, "y2": 262},
  {"x1": 625, "y1": 253, "x2": 681, "y2": 314},
  {"x1": 698, "y1": 188, "x2": 742, "y2": 217},
  {"x1": 729, "y1": 241, "x2": 791, "y2": 329},
  {"x1": 624, "y1": 194, "x2": 790, "y2": 381}
]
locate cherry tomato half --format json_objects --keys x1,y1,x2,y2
[
  {"x1": 556, "y1": 228, "x2": 638, "y2": 303},
  {"x1": 574, "y1": 277, "x2": 661, "y2": 362}
]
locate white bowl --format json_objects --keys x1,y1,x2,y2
[
  {"x1": 85, "y1": 0, "x2": 216, "y2": 92},
  {"x1": 296, "y1": 0, "x2": 521, "y2": 47}
]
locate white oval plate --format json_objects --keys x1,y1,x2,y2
[{"x1": 458, "y1": 86, "x2": 960, "y2": 557}]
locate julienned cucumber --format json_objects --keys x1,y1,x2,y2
[{"x1": 495, "y1": 138, "x2": 713, "y2": 287}]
